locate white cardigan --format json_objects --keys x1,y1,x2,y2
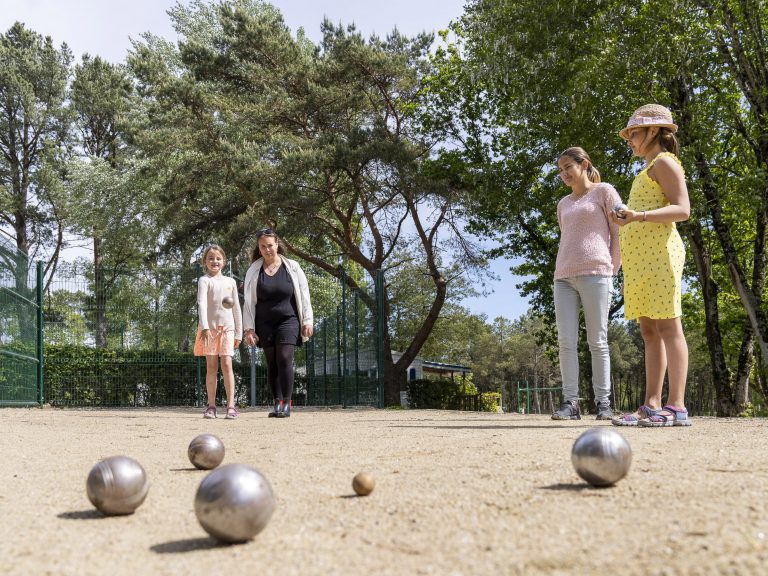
[{"x1": 242, "y1": 256, "x2": 314, "y2": 342}]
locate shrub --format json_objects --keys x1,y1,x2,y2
[{"x1": 406, "y1": 378, "x2": 467, "y2": 409}]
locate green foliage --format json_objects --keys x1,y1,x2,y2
[
  {"x1": 406, "y1": 377, "x2": 473, "y2": 409},
  {"x1": 44, "y1": 345, "x2": 257, "y2": 407},
  {"x1": 481, "y1": 392, "x2": 500, "y2": 412},
  {"x1": 45, "y1": 345, "x2": 197, "y2": 406},
  {"x1": 0, "y1": 22, "x2": 72, "y2": 257},
  {"x1": 126, "y1": 0, "x2": 489, "y2": 405}
]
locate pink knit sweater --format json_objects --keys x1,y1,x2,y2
[{"x1": 554, "y1": 182, "x2": 622, "y2": 280}]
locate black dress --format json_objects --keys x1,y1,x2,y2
[{"x1": 255, "y1": 264, "x2": 301, "y2": 348}]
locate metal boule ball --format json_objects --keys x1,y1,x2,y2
[
  {"x1": 86, "y1": 456, "x2": 149, "y2": 515},
  {"x1": 352, "y1": 472, "x2": 375, "y2": 496},
  {"x1": 613, "y1": 203, "x2": 628, "y2": 219},
  {"x1": 571, "y1": 428, "x2": 632, "y2": 487},
  {"x1": 188, "y1": 434, "x2": 225, "y2": 470},
  {"x1": 194, "y1": 463, "x2": 275, "y2": 543},
  {"x1": 222, "y1": 296, "x2": 234, "y2": 309}
]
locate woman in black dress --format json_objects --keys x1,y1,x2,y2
[{"x1": 243, "y1": 229, "x2": 314, "y2": 417}]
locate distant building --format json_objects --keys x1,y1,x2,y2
[
  {"x1": 311, "y1": 349, "x2": 471, "y2": 382},
  {"x1": 311, "y1": 349, "x2": 471, "y2": 407}
]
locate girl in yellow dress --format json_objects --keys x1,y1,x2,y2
[{"x1": 610, "y1": 104, "x2": 692, "y2": 427}]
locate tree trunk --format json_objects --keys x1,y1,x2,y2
[
  {"x1": 391, "y1": 276, "x2": 448, "y2": 405},
  {"x1": 698, "y1": 0, "x2": 768, "y2": 368},
  {"x1": 683, "y1": 217, "x2": 736, "y2": 415}
]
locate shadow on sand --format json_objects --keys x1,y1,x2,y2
[
  {"x1": 57, "y1": 509, "x2": 107, "y2": 520},
  {"x1": 150, "y1": 537, "x2": 227, "y2": 553}
]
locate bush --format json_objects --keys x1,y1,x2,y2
[
  {"x1": 406, "y1": 378, "x2": 469, "y2": 409},
  {"x1": 44, "y1": 345, "x2": 256, "y2": 407},
  {"x1": 481, "y1": 392, "x2": 501, "y2": 412}
]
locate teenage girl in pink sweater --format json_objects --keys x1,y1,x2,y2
[{"x1": 551, "y1": 147, "x2": 622, "y2": 420}]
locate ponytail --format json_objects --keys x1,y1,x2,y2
[
  {"x1": 656, "y1": 128, "x2": 679, "y2": 156},
  {"x1": 558, "y1": 147, "x2": 601, "y2": 183}
]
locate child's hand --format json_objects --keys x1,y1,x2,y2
[
  {"x1": 302, "y1": 325, "x2": 314, "y2": 338},
  {"x1": 234, "y1": 339, "x2": 241, "y2": 348},
  {"x1": 244, "y1": 330, "x2": 257, "y2": 347}
]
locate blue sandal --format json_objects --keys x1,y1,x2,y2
[
  {"x1": 639, "y1": 404, "x2": 692, "y2": 427},
  {"x1": 611, "y1": 405, "x2": 661, "y2": 427}
]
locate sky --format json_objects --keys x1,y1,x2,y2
[{"x1": 1, "y1": 0, "x2": 531, "y2": 321}]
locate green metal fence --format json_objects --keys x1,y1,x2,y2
[
  {"x1": 42, "y1": 261, "x2": 383, "y2": 408},
  {"x1": 0, "y1": 234, "x2": 44, "y2": 406}
]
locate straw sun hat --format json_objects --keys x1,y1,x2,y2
[{"x1": 619, "y1": 104, "x2": 678, "y2": 139}]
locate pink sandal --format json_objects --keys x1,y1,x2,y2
[
  {"x1": 203, "y1": 406, "x2": 217, "y2": 419},
  {"x1": 611, "y1": 405, "x2": 661, "y2": 426},
  {"x1": 638, "y1": 405, "x2": 692, "y2": 427},
  {"x1": 225, "y1": 407, "x2": 239, "y2": 420}
]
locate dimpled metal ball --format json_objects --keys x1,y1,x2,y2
[
  {"x1": 352, "y1": 472, "x2": 375, "y2": 496},
  {"x1": 571, "y1": 428, "x2": 632, "y2": 487},
  {"x1": 188, "y1": 434, "x2": 225, "y2": 470},
  {"x1": 222, "y1": 296, "x2": 234, "y2": 309},
  {"x1": 194, "y1": 463, "x2": 275, "y2": 543},
  {"x1": 86, "y1": 456, "x2": 149, "y2": 515}
]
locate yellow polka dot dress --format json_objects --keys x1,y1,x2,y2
[{"x1": 619, "y1": 152, "x2": 685, "y2": 320}]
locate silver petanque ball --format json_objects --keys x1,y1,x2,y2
[
  {"x1": 613, "y1": 203, "x2": 629, "y2": 219},
  {"x1": 86, "y1": 456, "x2": 149, "y2": 515},
  {"x1": 188, "y1": 434, "x2": 225, "y2": 470},
  {"x1": 194, "y1": 463, "x2": 275, "y2": 543},
  {"x1": 222, "y1": 296, "x2": 234, "y2": 309},
  {"x1": 571, "y1": 428, "x2": 632, "y2": 487}
]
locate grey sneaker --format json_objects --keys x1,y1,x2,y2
[
  {"x1": 552, "y1": 400, "x2": 581, "y2": 420},
  {"x1": 595, "y1": 399, "x2": 613, "y2": 420}
]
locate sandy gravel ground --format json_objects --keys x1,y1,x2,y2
[{"x1": 2, "y1": 407, "x2": 767, "y2": 576}]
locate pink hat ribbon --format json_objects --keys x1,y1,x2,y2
[{"x1": 626, "y1": 115, "x2": 674, "y2": 128}]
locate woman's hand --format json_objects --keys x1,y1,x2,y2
[
  {"x1": 610, "y1": 208, "x2": 643, "y2": 226},
  {"x1": 244, "y1": 329, "x2": 258, "y2": 347},
  {"x1": 302, "y1": 325, "x2": 314, "y2": 338}
]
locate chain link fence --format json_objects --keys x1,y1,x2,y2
[
  {"x1": 41, "y1": 260, "x2": 383, "y2": 408},
  {"x1": 0, "y1": 233, "x2": 43, "y2": 406}
]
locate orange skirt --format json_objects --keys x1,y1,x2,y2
[{"x1": 193, "y1": 327, "x2": 235, "y2": 357}]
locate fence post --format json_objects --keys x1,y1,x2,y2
[
  {"x1": 335, "y1": 305, "x2": 342, "y2": 405},
  {"x1": 36, "y1": 260, "x2": 44, "y2": 405},
  {"x1": 526, "y1": 381, "x2": 531, "y2": 415},
  {"x1": 250, "y1": 345, "x2": 257, "y2": 407},
  {"x1": 322, "y1": 318, "x2": 328, "y2": 405},
  {"x1": 375, "y1": 269, "x2": 384, "y2": 409},
  {"x1": 354, "y1": 291, "x2": 359, "y2": 405},
  {"x1": 340, "y1": 268, "x2": 347, "y2": 408}
]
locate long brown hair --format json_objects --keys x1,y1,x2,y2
[
  {"x1": 558, "y1": 147, "x2": 601, "y2": 183},
  {"x1": 250, "y1": 228, "x2": 286, "y2": 262}
]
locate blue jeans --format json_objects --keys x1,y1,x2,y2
[{"x1": 554, "y1": 276, "x2": 612, "y2": 403}]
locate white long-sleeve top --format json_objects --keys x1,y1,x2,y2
[
  {"x1": 197, "y1": 273, "x2": 243, "y2": 340},
  {"x1": 242, "y1": 256, "x2": 313, "y2": 342}
]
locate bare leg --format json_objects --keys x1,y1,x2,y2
[
  {"x1": 657, "y1": 317, "x2": 688, "y2": 408},
  {"x1": 220, "y1": 355, "x2": 235, "y2": 408},
  {"x1": 638, "y1": 317, "x2": 666, "y2": 409},
  {"x1": 205, "y1": 355, "x2": 220, "y2": 408}
]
